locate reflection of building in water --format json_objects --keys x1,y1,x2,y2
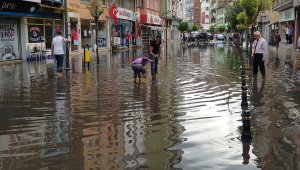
[
  {"x1": 69, "y1": 69, "x2": 125, "y2": 169},
  {"x1": 82, "y1": 121, "x2": 124, "y2": 170},
  {"x1": 123, "y1": 112, "x2": 146, "y2": 168}
]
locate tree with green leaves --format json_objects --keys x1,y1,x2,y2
[
  {"x1": 217, "y1": 25, "x2": 226, "y2": 33},
  {"x1": 225, "y1": 2, "x2": 244, "y2": 31},
  {"x1": 192, "y1": 25, "x2": 199, "y2": 32},
  {"x1": 87, "y1": 0, "x2": 104, "y2": 64},
  {"x1": 178, "y1": 21, "x2": 189, "y2": 33},
  {"x1": 209, "y1": 25, "x2": 216, "y2": 33},
  {"x1": 238, "y1": 0, "x2": 272, "y2": 54}
]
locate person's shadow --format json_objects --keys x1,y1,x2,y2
[{"x1": 251, "y1": 78, "x2": 265, "y2": 107}]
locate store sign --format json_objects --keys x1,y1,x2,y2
[
  {"x1": 0, "y1": 22, "x2": 19, "y2": 61},
  {"x1": 28, "y1": 25, "x2": 45, "y2": 43},
  {"x1": 140, "y1": 14, "x2": 162, "y2": 25},
  {"x1": 115, "y1": 7, "x2": 134, "y2": 21},
  {"x1": 98, "y1": 38, "x2": 107, "y2": 47},
  {"x1": 0, "y1": 0, "x2": 39, "y2": 15},
  {"x1": 279, "y1": 8, "x2": 294, "y2": 22}
]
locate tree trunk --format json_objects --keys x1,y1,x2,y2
[
  {"x1": 248, "y1": 26, "x2": 255, "y2": 65},
  {"x1": 96, "y1": 19, "x2": 99, "y2": 64}
]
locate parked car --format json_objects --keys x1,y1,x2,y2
[
  {"x1": 197, "y1": 32, "x2": 210, "y2": 42},
  {"x1": 216, "y1": 34, "x2": 226, "y2": 41}
]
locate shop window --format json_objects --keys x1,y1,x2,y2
[{"x1": 81, "y1": 0, "x2": 90, "y2": 4}]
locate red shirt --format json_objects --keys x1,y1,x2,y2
[
  {"x1": 274, "y1": 34, "x2": 281, "y2": 41},
  {"x1": 126, "y1": 33, "x2": 130, "y2": 40},
  {"x1": 72, "y1": 31, "x2": 78, "y2": 40}
]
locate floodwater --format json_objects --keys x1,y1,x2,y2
[{"x1": 1, "y1": 43, "x2": 300, "y2": 170}]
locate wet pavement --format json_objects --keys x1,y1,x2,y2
[{"x1": 1, "y1": 43, "x2": 300, "y2": 170}]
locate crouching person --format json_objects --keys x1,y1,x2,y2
[{"x1": 131, "y1": 57, "x2": 153, "y2": 83}]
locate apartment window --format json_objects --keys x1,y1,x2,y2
[{"x1": 137, "y1": 0, "x2": 144, "y2": 7}]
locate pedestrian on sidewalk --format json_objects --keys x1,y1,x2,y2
[
  {"x1": 252, "y1": 31, "x2": 267, "y2": 78},
  {"x1": 51, "y1": 29, "x2": 71, "y2": 77},
  {"x1": 72, "y1": 28, "x2": 79, "y2": 51},
  {"x1": 126, "y1": 31, "x2": 130, "y2": 49},
  {"x1": 149, "y1": 34, "x2": 162, "y2": 80},
  {"x1": 131, "y1": 57, "x2": 153, "y2": 83},
  {"x1": 274, "y1": 31, "x2": 281, "y2": 51},
  {"x1": 285, "y1": 25, "x2": 289, "y2": 45}
]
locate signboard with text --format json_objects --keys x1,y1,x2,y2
[
  {"x1": 0, "y1": 0, "x2": 39, "y2": 15},
  {"x1": 140, "y1": 14, "x2": 162, "y2": 26},
  {"x1": 28, "y1": 25, "x2": 45, "y2": 43},
  {"x1": 98, "y1": 38, "x2": 107, "y2": 47},
  {"x1": 0, "y1": 22, "x2": 19, "y2": 61},
  {"x1": 115, "y1": 7, "x2": 134, "y2": 21}
]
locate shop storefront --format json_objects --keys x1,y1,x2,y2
[
  {"x1": 0, "y1": 0, "x2": 64, "y2": 61},
  {"x1": 0, "y1": 0, "x2": 40, "y2": 62},
  {"x1": 139, "y1": 14, "x2": 163, "y2": 46},
  {"x1": 111, "y1": 7, "x2": 135, "y2": 47}
]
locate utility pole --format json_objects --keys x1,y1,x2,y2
[{"x1": 64, "y1": 0, "x2": 71, "y2": 71}]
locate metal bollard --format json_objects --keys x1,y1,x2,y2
[{"x1": 83, "y1": 45, "x2": 86, "y2": 68}]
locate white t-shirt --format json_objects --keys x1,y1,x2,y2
[{"x1": 52, "y1": 35, "x2": 67, "y2": 55}]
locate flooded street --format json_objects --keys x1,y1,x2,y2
[{"x1": 1, "y1": 43, "x2": 300, "y2": 170}]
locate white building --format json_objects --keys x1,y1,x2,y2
[{"x1": 201, "y1": 0, "x2": 211, "y2": 30}]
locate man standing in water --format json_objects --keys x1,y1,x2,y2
[
  {"x1": 51, "y1": 29, "x2": 70, "y2": 77},
  {"x1": 149, "y1": 34, "x2": 162, "y2": 80},
  {"x1": 252, "y1": 31, "x2": 267, "y2": 78}
]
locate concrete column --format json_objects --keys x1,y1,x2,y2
[{"x1": 20, "y1": 17, "x2": 27, "y2": 61}]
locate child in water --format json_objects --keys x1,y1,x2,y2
[{"x1": 131, "y1": 57, "x2": 153, "y2": 83}]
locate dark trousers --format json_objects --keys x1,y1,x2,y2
[
  {"x1": 131, "y1": 64, "x2": 145, "y2": 78},
  {"x1": 55, "y1": 54, "x2": 64, "y2": 73},
  {"x1": 150, "y1": 56, "x2": 158, "y2": 76},
  {"x1": 253, "y1": 53, "x2": 265, "y2": 75}
]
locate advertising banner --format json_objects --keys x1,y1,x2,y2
[
  {"x1": 0, "y1": 22, "x2": 19, "y2": 61},
  {"x1": 28, "y1": 25, "x2": 45, "y2": 43}
]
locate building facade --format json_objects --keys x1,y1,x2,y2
[
  {"x1": 184, "y1": 0, "x2": 194, "y2": 27},
  {"x1": 273, "y1": 0, "x2": 295, "y2": 44},
  {"x1": 194, "y1": 0, "x2": 201, "y2": 27},
  {"x1": 201, "y1": 0, "x2": 211, "y2": 30},
  {"x1": 137, "y1": 0, "x2": 163, "y2": 47}
]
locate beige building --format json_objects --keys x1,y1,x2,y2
[{"x1": 68, "y1": 0, "x2": 110, "y2": 51}]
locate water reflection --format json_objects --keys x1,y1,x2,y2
[{"x1": 2, "y1": 45, "x2": 300, "y2": 169}]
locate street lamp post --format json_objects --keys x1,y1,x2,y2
[{"x1": 64, "y1": 0, "x2": 71, "y2": 71}]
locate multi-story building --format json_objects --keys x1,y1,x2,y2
[
  {"x1": 194, "y1": 0, "x2": 201, "y2": 27},
  {"x1": 201, "y1": 0, "x2": 211, "y2": 30},
  {"x1": 184, "y1": 0, "x2": 195, "y2": 27},
  {"x1": 136, "y1": 0, "x2": 163, "y2": 46},
  {"x1": 160, "y1": 0, "x2": 183, "y2": 43}
]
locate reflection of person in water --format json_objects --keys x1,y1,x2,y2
[
  {"x1": 251, "y1": 78, "x2": 265, "y2": 107},
  {"x1": 150, "y1": 81, "x2": 160, "y2": 113}
]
